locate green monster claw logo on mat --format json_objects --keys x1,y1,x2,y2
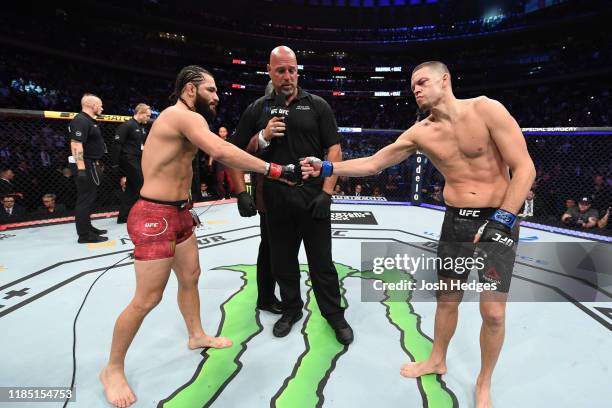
[{"x1": 158, "y1": 263, "x2": 457, "y2": 408}]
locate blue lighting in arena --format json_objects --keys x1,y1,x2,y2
[
  {"x1": 409, "y1": 0, "x2": 420, "y2": 5},
  {"x1": 363, "y1": 0, "x2": 374, "y2": 6},
  {"x1": 349, "y1": 0, "x2": 360, "y2": 6},
  {"x1": 379, "y1": 0, "x2": 390, "y2": 5},
  {"x1": 394, "y1": 0, "x2": 406, "y2": 5}
]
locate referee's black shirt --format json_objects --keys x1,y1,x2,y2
[
  {"x1": 229, "y1": 88, "x2": 341, "y2": 185},
  {"x1": 110, "y1": 118, "x2": 147, "y2": 165},
  {"x1": 68, "y1": 112, "x2": 106, "y2": 160}
]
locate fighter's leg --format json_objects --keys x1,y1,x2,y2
[
  {"x1": 400, "y1": 278, "x2": 463, "y2": 378},
  {"x1": 475, "y1": 291, "x2": 507, "y2": 408},
  {"x1": 402, "y1": 210, "x2": 468, "y2": 378},
  {"x1": 101, "y1": 257, "x2": 173, "y2": 407},
  {"x1": 171, "y1": 234, "x2": 232, "y2": 349}
]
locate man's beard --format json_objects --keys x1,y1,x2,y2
[{"x1": 194, "y1": 94, "x2": 216, "y2": 123}]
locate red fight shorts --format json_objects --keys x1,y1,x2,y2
[{"x1": 127, "y1": 198, "x2": 195, "y2": 261}]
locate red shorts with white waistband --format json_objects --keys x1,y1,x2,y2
[{"x1": 127, "y1": 199, "x2": 195, "y2": 261}]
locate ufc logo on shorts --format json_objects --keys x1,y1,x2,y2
[
  {"x1": 459, "y1": 209, "x2": 480, "y2": 217},
  {"x1": 145, "y1": 222, "x2": 159, "y2": 228},
  {"x1": 492, "y1": 233, "x2": 514, "y2": 247}
]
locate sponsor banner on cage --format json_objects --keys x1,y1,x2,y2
[
  {"x1": 43, "y1": 110, "x2": 131, "y2": 122},
  {"x1": 360, "y1": 241, "x2": 612, "y2": 302},
  {"x1": 331, "y1": 211, "x2": 378, "y2": 225},
  {"x1": 332, "y1": 195, "x2": 388, "y2": 201}
]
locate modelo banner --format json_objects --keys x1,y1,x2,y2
[{"x1": 411, "y1": 150, "x2": 426, "y2": 205}]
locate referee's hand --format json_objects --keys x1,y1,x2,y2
[{"x1": 264, "y1": 117, "x2": 286, "y2": 140}]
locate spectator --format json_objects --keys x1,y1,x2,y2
[
  {"x1": 35, "y1": 193, "x2": 67, "y2": 217},
  {"x1": 587, "y1": 174, "x2": 612, "y2": 214},
  {"x1": 56, "y1": 167, "x2": 76, "y2": 210},
  {"x1": 597, "y1": 206, "x2": 610, "y2": 229},
  {"x1": 210, "y1": 126, "x2": 233, "y2": 199},
  {"x1": 200, "y1": 182, "x2": 215, "y2": 201},
  {"x1": 372, "y1": 186, "x2": 383, "y2": 197},
  {"x1": 0, "y1": 195, "x2": 25, "y2": 222},
  {"x1": 0, "y1": 166, "x2": 23, "y2": 199},
  {"x1": 430, "y1": 184, "x2": 443, "y2": 203},
  {"x1": 561, "y1": 196, "x2": 599, "y2": 229},
  {"x1": 333, "y1": 184, "x2": 345, "y2": 196},
  {"x1": 354, "y1": 184, "x2": 363, "y2": 197},
  {"x1": 518, "y1": 189, "x2": 537, "y2": 219}
]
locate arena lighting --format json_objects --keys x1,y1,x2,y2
[
  {"x1": 375, "y1": 66, "x2": 402, "y2": 72},
  {"x1": 370, "y1": 76, "x2": 385, "y2": 79},
  {"x1": 232, "y1": 59, "x2": 246, "y2": 65},
  {"x1": 298, "y1": 64, "x2": 304, "y2": 70},
  {"x1": 333, "y1": 66, "x2": 346, "y2": 72},
  {"x1": 332, "y1": 91, "x2": 345, "y2": 96},
  {"x1": 231, "y1": 83, "x2": 246, "y2": 89}
]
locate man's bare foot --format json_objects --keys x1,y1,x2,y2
[
  {"x1": 475, "y1": 377, "x2": 493, "y2": 408},
  {"x1": 188, "y1": 334, "x2": 233, "y2": 350},
  {"x1": 100, "y1": 366, "x2": 136, "y2": 408},
  {"x1": 400, "y1": 359, "x2": 447, "y2": 378}
]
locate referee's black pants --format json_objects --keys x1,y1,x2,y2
[
  {"x1": 256, "y1": 212, "x2": 278, "y2": 306},
  {"x1": 118, "y1": 155, "x2": 143, "y2": 220},
  {"x1": 72, "y1": 160, "x2": 100, "y2": 238},
  {"x1": 264, "y1": 181, "x2": 344, "y2": 326}
]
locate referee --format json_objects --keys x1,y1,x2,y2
[
  {"x1": 111, "y1": 103, "x2": 151, "y2": 223},
  {"x1": 68, "y1": 93, "x2": 108, "y2": 243},
  {"x1": 229, "y1": 46, "x2": 353, "y2": 345}
]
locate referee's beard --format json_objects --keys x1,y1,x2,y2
[{"x1": 194, "y1": 93, "x2": 217, "y2": 123}]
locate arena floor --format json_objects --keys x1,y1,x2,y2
[{"x1": 1, "y1": 202, "x2": 611, "y2": 408}]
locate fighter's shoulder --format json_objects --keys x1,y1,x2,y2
[
  {"x1": 470, "y1": 96, "x2": 506, "y2": 114},
  {"x1": 397, "y1": 122, "x2": 424, "y2": 145},
  {"x1": 159, "y1": 105, "x2": 204, "y2": 125}
]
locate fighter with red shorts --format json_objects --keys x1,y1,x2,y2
[{"x1": 100, "y1": 65, "x2": 298, "y2": 408}]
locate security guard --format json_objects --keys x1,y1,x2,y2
[
  {"x1": 111, "y1": 103, "x2": 151, "y2": 223},
  {"x1": 229, "y1": 46, "x2": 353, "y2": 345},
  {"x1": 69, "y1": 93, "x2": 108, "y2": 243}
]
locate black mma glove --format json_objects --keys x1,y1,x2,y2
[
  {"x1": 236, "y1": 191, "x2": 257, "y2": 217},
  {"x1": 309, "y1": 191, "x2": 332, "y2": 219},
  {"x1": 475, "y1": 209, "x2": 518, "y2": 292},
  {"x1": 77, "y1": 169, "x2": 88, "y2": 179}
]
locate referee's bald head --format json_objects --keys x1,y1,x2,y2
[{"x1": 81, "y1": 93, "x2": 103, "y2": 115}]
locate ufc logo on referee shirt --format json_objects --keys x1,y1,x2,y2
[{"x1": 459, "y1": 209, "x2": 480, "y2": 217}]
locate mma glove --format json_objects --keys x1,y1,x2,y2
[
  {"x1": 476, "y1": 209, "x2": 518, "y2": 287},
  {"x1": 477, "y1": 209, "x2": 516, "y2": 247},
  {"x1": 309, "y1": 191, "x2": 332, "y2": 219},
  {"x1": 77, "y1": 169, "x2": 88, "y2": 179},
  {"x1": 265, "y1": 161, "x2": 301, "y2": 184},
  {"x1": 236, "y1": 191, "x2": 257, "y2": 217},
  {"x1": 301, "y1": 157, "x2": 334, "y2": 178}
]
